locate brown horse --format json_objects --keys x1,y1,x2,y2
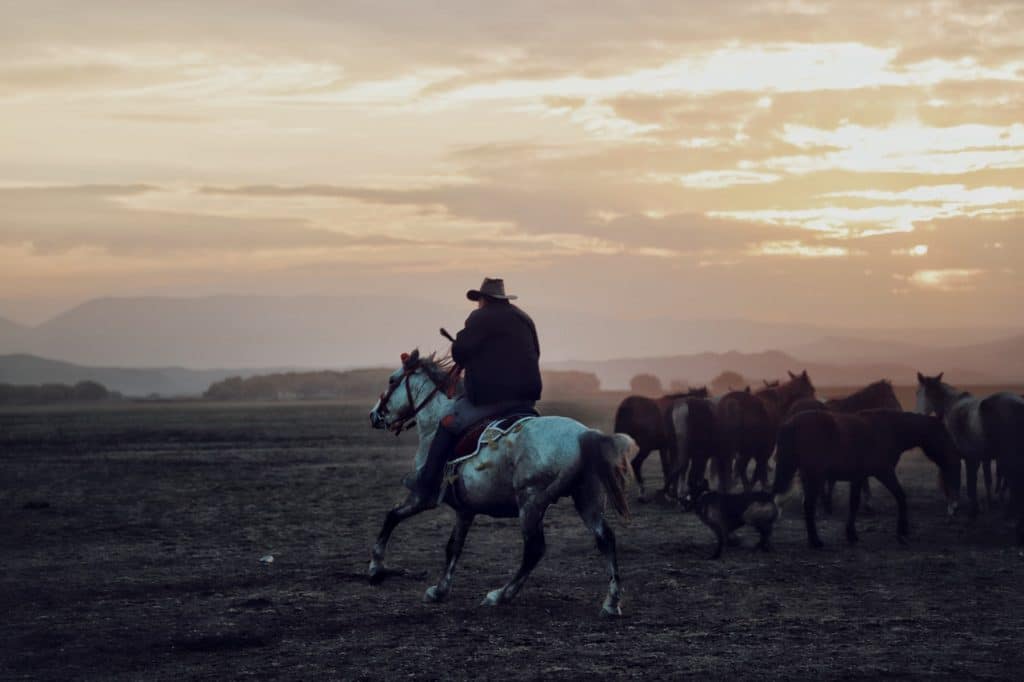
[
  {"x1": 718, "y1": 370, "x2": 816, "y2": 491},
  {"x1": 772, "y1": 409, "x2": 961, "y2": 548},
  {"x1": 811, "y1": 380, "x2": 903, "y2": 513},
  {"x1": 614, "y1": 387, "x2": 709, "y2": 501}
]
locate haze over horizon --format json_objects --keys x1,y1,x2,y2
[{"x1": 3, "y1": 1, "x2": 1023, "y2": 331}]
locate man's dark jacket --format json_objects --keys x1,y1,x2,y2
[{"x1": 451, "y1": 302, "x2": 542, "y2": 405}]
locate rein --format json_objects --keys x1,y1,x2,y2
[{"x1": 379, "y1": 363, "x2": 460, "y2": 435}]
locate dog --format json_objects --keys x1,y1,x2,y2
[{"x1": 692, "y1": 488, "x2": 779, "y2": 559}]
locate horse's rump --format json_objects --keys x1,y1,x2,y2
[
  {"x1": 578, "y1": 431, "x2": 635, "y2": 519},
  {"x1": 613, "y1": 396, "x2": 667, "y2": 451}
]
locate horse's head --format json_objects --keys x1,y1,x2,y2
[
  {"x1": 915, "y1": 371, "x2": 946, "y2": 415},
  {"x1": 785, "y1": 370, "x2": 816, "y2": 400},
  {"x1": 370, "y1": 349, "x2": 456, "y2": 433}
]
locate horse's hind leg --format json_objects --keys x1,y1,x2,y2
[
  {"x1": 573, "y1": 489, "x2": 623, "y2": 616},
  {"x1": 861, "y1": 478, "x2": 875, "y2": 513},
  {"x1": 965, "y1": 458, "x2": 980, "y2": 519},
  {"x1": 735, "y1": 453, "x2": 752, "y2": 492},
  {"x1": 632, "y1": 448, "x2": 652, "y2": 502},
  {"x1": 875, "y1": 470, "x2": 909, "y2": 543},
  {"x1": 822, "y1": 479, "x2": 834, "y2": 515},
  {"x1": 982, "y1": 458, "x2": 994, "y2": 510},
  {"x1": 483, "y1": 498, "x2": 547, "y2": 607},
  {"x1": 846, "y1": 479, "x2": 863, "y2": 544},
  {"x1": 803, "y1": 476, "x2": 824, "y2": 548},
  {"x1": 369, "y1": 493, "x2": 430, "y2": 583},
  {"x1": 753, "y1": 455, "x2": 770, "y2": 491},
  {"x1": 424, "y1": 511, "x2": 474, "y2": 603}
]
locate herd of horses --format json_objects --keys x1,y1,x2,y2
[
  {"x1": 615, "y1": 372, "x2": 1024, "y2": 549},
  {"x1": 369, "y1": 350, "x2": 1024, "y2": 616}
]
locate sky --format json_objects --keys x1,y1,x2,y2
[{"x1": 1, "y1": 0, "x2": 1022, "y2": 327}]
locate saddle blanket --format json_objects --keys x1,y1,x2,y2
[{"x1": 440, "y1": 415, "x2": 536, "y2": 502}]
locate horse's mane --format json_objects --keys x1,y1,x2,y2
[
  {"x1": 827, "y1": 379, "x2": 899, "y2": 411},
  {"x1": 755, "y1": 372, "x2": 814, "y2": 411},
  {"x1": 418, "y1": 352, "x2": 463, "y2": 395}
]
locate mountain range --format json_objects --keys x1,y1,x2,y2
[{"x1": 0, "y1": 295, "x2": 1021, "y2": 393}]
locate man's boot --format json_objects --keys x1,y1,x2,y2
[{"x1": 408, "y1": 427, "x2": 457, "y2": 506}]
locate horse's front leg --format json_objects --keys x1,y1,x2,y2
[
  {"x1": 483, "y1": 498, "x2": 547, "y2": 607},
  {"x1": 876, "y1": 470, "x2": 909, "y2": 542},
  {"x1": 369, "y1": 492, "x2": 430, "y2": 583},
  {"x1": 425, "y1": 511, "x2": 474, "y2": 603}
]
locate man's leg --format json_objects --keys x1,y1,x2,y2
[{"x1": 409, "y1": 398, "x2": 537, "y2": 505}]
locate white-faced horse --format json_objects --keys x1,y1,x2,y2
[
  {"x1": 368, "y1": 350, "x2": 637, "y2": 615},
  {"x1": 916, "y1": 372, "x2": 1024, "y2": 543}
]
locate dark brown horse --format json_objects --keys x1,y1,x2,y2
[
  {"x1": 718, "y1": 370, "x2": 816, "y2": 491},
  {"x1": 772, "y1": 409, "x2": 961, "y2": 548},
  {"x1": 614, "y1": 387, "x2": 709, "y2": 501},
  {"x1": 799, "y1": 380, "x2": 903, "y2": 513}
]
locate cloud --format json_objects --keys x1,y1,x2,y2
[
  {"x1": 907, "y1": 268, "x2": 984, "y2": 291},
  {"x1": 0, "y1": 185, "x2": 382, "y2": 255}
]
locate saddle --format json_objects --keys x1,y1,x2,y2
[
  {"x1": 437, "y1": 411, "x2": 538, "y2": 506},
  {"x1": 452, "y1": 411, "x2": 539, "y2": 458}
]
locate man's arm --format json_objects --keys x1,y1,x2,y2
[{"x1": 451, "y1": 309, "x2": 490, "y2": 365}]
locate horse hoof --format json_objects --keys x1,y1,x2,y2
[
  {"x1": 481, "y1": 590, "x2": 503, "y2": 607},
  {"x1": 368, "y1": 562, "x2": 402, "y2": 584},
  {"x1": 424, "y1": 586, "x2": 447, "y2": 603},
  {"x1": 600, "y1": 605, "x2": 622, "y2": 618}
]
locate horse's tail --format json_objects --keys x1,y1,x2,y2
[
  {"x1": 580, "y1": 431, "x2": 636, "y2": 520},
  {"x1": 772, "y1": 421, "x2": 800, "y2": 498}
]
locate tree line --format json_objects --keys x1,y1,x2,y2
[
  {"x1": 0, "y1": 380, "x2": 119, "y2": 405},
  {"x1": 204, "y1": 369, "x2": 604, "y2": 401}
]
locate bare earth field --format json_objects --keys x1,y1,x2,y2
[{"x1": 2, "y1": 394, "x2": 1024, "y2": 680}]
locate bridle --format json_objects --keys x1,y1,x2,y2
[{"x1": 377, "y1": 361, "x2": 459, "y2": 435}]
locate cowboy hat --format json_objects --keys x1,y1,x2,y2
[{"x1": 466, "y1": 277, "x2": 517, "y2": 301}]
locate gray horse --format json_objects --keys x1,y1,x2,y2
[
  {"x1": 916, "y1": 372, "x2": 1024, "y2": 544},
  {"x1": 368, "y1": 350, "x2": 637, "y2": 615}
]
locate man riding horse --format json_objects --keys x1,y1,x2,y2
[{"x1": 407, "y1": 277, "x2": 542, "y2": 507}]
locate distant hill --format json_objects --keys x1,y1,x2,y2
[
  {"x1": 0, "y1": 295, "x2": 1021, "y2": 370},
  {"x1": 0, "y1": 354, "x2": 289, "y2": 397},
  {"x1": 0, "y1": 316, "x2": 26, "y2": 344},
  {"x1": 786, "y1": 334, "x2": 1024, "y2": 381},
  {"x1": 551, "y1": 349, "x2": 997, "y2": 391}
]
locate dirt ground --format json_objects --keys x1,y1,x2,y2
[{"x1": 2, "y1": 396, "x2": 1024, "y2": 680}]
